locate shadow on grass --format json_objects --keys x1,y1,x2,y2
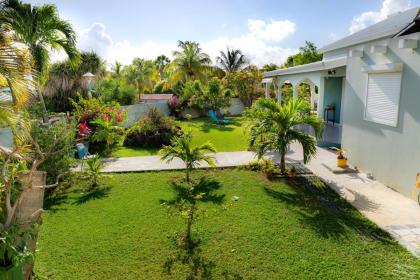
[
  {"x1": 265, "y1": 175, "x2": 393, "y2": 243},
  {"x1": 43, "y1": 188, "x2": 73, "y2": 213},
  {"x1": 187, "y1": 117, "x2": 242, "y2": 133},
  {"x1": 73, "y1": 185, "x2": 112, "y2": 205},
  {"x1": 160, "y1": 177, "x2": 226, "y2": 206}
]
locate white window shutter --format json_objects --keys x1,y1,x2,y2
[{"x1": 365, "y1": 72, "x2": 402, "y2": 127}]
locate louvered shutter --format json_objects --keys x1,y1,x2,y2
[{"x1": 365, "y1": 72, "x2": 402, "y2": 127}]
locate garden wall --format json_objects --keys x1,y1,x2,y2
[
  {"x1": 122, "y1": 101, "x2": 170, "y2": 127},
  {"x1": 226, "y1": 98, "x2": 245, "y2": 115},
  {"x1": 0, "y1": 127, "x2": 13, "y2": 148}
]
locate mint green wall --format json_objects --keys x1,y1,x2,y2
[{"x1": 323, "y1": 77, "x2": 343, "y2": 123}]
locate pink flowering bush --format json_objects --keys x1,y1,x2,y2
[{"x1": 72, "y1": 93, "x2": 126, "y2": 155}]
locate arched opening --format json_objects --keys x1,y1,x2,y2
[
  {"x1": 296, "y1": 79, "x2": 318, "y2": 113},
  {"x1": 280, "y1": 81, "x2": 293, "y2": 104}
]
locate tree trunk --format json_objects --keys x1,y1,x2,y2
[
  {"x1": 186, "y1": 203, "x2": 195, "y2": 250},
  {"x1": 36, "y1": 89, "x2": 48, "y2": 123},
  {"x1": 17, "y1": 171, "x2": 47, "y2": 280},
  {"x1": 280, "y1": 153, "x2": 286, "y2": 174}
]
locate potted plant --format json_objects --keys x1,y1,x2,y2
[{"x1": 331, "y1": 147, "x2": 348, "y2": 168}]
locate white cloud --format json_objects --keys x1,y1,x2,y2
[
  {"x1": 248, "y1": 19, "x2": 295, "y2": 42},
  {"x1": 349, "y1": 0, "x2": 412, "y2": 34},
  {"x1": 52, "y1": 18, "x2": 297, "y2": 67}
]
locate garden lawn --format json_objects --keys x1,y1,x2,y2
[
  {"x1": 34, "y1": 170, "x2": 420, "y2": 279},
  {"x1": 112, "y1": 116, "x2": 248, "y2": 157}
]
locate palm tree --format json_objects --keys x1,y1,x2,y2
[
  {"x1": 246, "y1": 98, "x2": 324, "y2": 173},
  {"x1": 1, "y1": 0, "x2": 79, "y2": 120},
  {"x1": 126, "y1": 58, "x2": 157, "y2": 101},
  {"x1": 160, "y1": 132, "x2": 216, "y2": 183},
  {"x1": 43, "y1": 51, "x2": 105, "y2": 112},
  {"x1": 154, "y1": 55, "x2": 170, "y2": 79},
  {"x1": 172, "y1": 40, "x2": 211, "y2": 82},
  {"x1": 111, "y1": 61, "x2": 123, "y2": 78},
  {"x1": 216, "y1": 48, "x2": 247, "y2": 73},
  {"x1": 0, "y1": 27, "x2": 33, "y2": 137}
]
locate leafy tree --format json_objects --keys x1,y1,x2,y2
[
  {"x1": 203, "y1": 78, "x2": 232, "y2": 111},
  {"x1": 224, "y1": 67, "x2": 263, "y2": 107},
  {"x1": 171, "y1": 40, "x2": 211, "y2": 82},
  {"x1": 155, "y1": 55, "x2": 170, "y2": 79},
  {"x1": 126, "y1": 58, "x2": 158, "y2": 100},
  {"x1": 260, "y1": 63, "x2": 278, "y2": 72},
  {"x1": 246, "y1": 98, "x2": 324, "y2": 173},
  {"x1": 216, "y1": 48, "x2": 247, "y2": 73},
  {"x1": 282, "y1": 41, "x2": 323, "y2": 68},
  {"x1": 96, "y1": 78, "x2": 137, "y2": 105},
  {"x1": 160, "y1": 132, "x2": 216, "y2": 183}
]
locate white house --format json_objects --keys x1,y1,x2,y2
[{"x1": 263, "y1": 7, "x2": 420, "y2": 200}]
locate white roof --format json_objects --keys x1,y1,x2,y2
[
  {"x1": 320, "y1": 7, "x2": 420, "y2": 53},
  {"x1": 263, "y1": 57, "x2": 346, "y2": 78}
]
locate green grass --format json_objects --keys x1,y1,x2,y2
[
  {"x1": 112, "y1": 116, "x2": 248, "y2": 157},
  {"x1": 35, "y1": 170, "x2": 419, "y2": 279}
]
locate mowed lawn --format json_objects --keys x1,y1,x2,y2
[
  {"x1": 35, "y1": 170, "x2": 419, "y2": 279},
  {"x1": 112, "y1": 116, "x2": 248, "y2": 157}
]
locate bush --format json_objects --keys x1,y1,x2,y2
[
  {"x1": 245, "y1": 158, "x2": 277, "y2": 179},
  {"x1": 31, "y1": 119, "x2": 77, "y2": 184},
  {"x1": 124, "y1": 108, "x2": 180, "y2": 148},
  {"x1": 72, "y1": 94, "x2": 126, "y2": 156},
  {"x1": 97, "y1": 78, "x2": 137, "y2": 105}
]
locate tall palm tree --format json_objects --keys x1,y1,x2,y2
[
  {"x1": 111, "y1": 61, "x2": 123, "y2": 78},
  {"x1": 246, "y1": 98, "x2": 324, "y2": 173},
  {"x1": 154, "y1": 55, "x2": 170, "y2": 79},
  {"x1": 0, "y1": 27, "x2": 33, "y2": 137},
  {"x1": 1, "y1": 0, "x2": 79, "y2": 120},
  {"x1": 160, "y1": 132, "x2": 216, "y2": 183},
  {"x1": 172, "y1": 40, "x2": 211, "y2": 82},
  {"x1": 216, "y1": 48, "x2": 247, "y2": 73},
  {"x1": 1, "y1": 0, "x2": 79, "y2": 80},
  {"x1": 126, "y1": 58, "x2": 157, "y2": 101}
]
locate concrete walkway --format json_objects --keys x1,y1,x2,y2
[
  {"x1": 101, "y1": 151, "x2": 257, "y2": 173},
  {"x1": 285, "y1": 142, "x2": 420, "y2": 257},
  {"x1": 101, "y1": 146, "x2": 420, "y2": 257}
]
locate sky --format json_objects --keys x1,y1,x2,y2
[{"x1": 27, "y1": 0, "x2": 420, "y2": 67}]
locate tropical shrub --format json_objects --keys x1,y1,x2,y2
[
  {"x1": 30, "y1": 119, "x2": 77, "y2": 184},
  {"x1": 124, "y1": 108, "x2": 179, "y2": 148},
  {"x1": 224, "y1": 69, "x2": 263, "y2": 107},
  {"x1": 72, "y1": 94, "x2": 126, "y2": 156},
  {"x1": 96, "y1": 78, "x2": 137, "y2": 105},
  {"x1": 246, "y1": 98, "x2": 323, "y2": 173},
  {"x1": 202, "y1": 78, "x2": 232, "y2": 111},
  {"x1": 245, "y1": 158, "x2": 277, "y2": 179}
]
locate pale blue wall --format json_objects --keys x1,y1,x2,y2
[{"x1": 323, "y1": 77, "x2": 343, "y2": 123}]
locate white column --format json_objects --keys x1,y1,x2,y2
[
  {"x1": 277, "y1": 82, "x2": 282, "y2": 104},
  {"x1": 316, "y1": 78, "x2": 325, "y2": 120},
  {"x1": 309, "y1": 83, "x2": 316, "y2": 110},
  {"x1": 265, "y1": 83, "x2": 269, "y2": 98},
  {"x1": 293, "y1": 84, "x2": 299, "y2": 100}
]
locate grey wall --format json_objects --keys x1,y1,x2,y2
[
  {"x1": 339, "y1": 32, "x2": 420, "y2": 200},
  {"x1": 122, "y1": 101, "x2": 170, "y2": 127},
  {"x1": 324, "y1": 77, "x2": 343, "y2": 123},
  {"x1": 0, "y1": 127, "x2": 13, "y2": 148}
]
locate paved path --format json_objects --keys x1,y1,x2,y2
[
  {"x1": 101, "y1": 151, "x2": 257, "y2": 173},
  {"x1": 286, "y1": 142, "x2": 420, "y2": 257},
  {"x1": 101, "y1": 146, "x2": 420, "y2": 257}
]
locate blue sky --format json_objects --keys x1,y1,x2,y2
[{"x1": 29, "y1": 0, "x2": 420, "y2": 66}]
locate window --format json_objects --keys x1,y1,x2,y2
[{"x1": 364, "y1": 72, "x2": 402, "y2": 127}]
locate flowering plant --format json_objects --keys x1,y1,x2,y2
[{"x1": 72, "y1": 93, "x2": 126, "y2": 155}]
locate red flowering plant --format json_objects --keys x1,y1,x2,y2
[{"x1": 71, "y1": 93, "x2": 127, "y2": 155}]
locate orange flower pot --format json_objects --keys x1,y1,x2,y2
[{"x1": 337, "y1": 158, "x2": 348, "y2": 168}]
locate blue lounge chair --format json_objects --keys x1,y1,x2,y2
[{"x1": 208, "y1": 110, "x2": 229, "y2": 124}]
